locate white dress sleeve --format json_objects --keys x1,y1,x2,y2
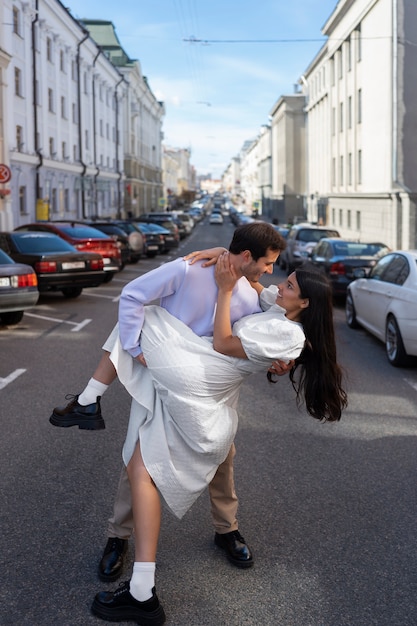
[
  {"x1": 259, "y1": 284, "x2": 279, "y2": 311},
  {"x1": 233, "y1": 305, "x2": 305, "y2": 366}
]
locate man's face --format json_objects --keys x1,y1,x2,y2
[{"x1": 240, "y1": 248, "x2": 279, "y2": 282}]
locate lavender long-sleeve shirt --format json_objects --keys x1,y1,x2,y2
[{"x1": 118, "y1": 257, "x2": 262, "y2": 358}]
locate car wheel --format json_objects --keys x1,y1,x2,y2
[
  {"x1": 62, "y1": 287, "x2": 83, "y2": 298},
  {"x1": 345, "y1": 292, "x2": 360, "y2": 328},
  {"x1": 385, "y1": 315, "x2": 411, "y2": 367},
  {"x1": 0, "y1": 310, "x2": 24, "y2": 325},
  {"x1": 146, "y1": 252, "x2": 157, "y2": 258}
]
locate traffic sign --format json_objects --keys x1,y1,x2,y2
[{"x1": 0, "y1": 164, "x2": 11, "y2": 183}]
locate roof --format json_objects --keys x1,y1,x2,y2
[{"x1": 80, "y1": 19, "x2": 136, "y2": 67}]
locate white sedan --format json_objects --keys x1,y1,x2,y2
[
  {"x1": 209, "y1": 211, "x2": 224, "y2": 224},
  {"x1": 346, "y1": 250, "x2": 417, "y2": 366}
]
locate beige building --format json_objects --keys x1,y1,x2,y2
[{"x1": 301, "y1": 0, "x2": 417, "y2": 249}]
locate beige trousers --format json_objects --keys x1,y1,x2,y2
[{"x1": 107, "y1": 444, "x2": 239, "y2": 538}]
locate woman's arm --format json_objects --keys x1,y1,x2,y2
[
  {"x1": 213, "y1": 253, "x2": 248, "y2": 359},
  {"x1": 183, "y1": 247, "x2": 228, "y2": 267}
]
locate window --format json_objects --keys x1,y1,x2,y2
[
  {"x1": 331, "y1": 107, "x2": 336, "y2": 135},
  {"x1": 48, "y1": 88, "x2": 54, "y2": 112},
  {"x1": 16, "y1": 125, "x2": 23, "y2": 151},
  {"x1": 347, "y1": 209, "x2": 351, "y2": 228},
  {"x1": 13, "y1": 6, "x2": 21, "y2": 35},
  {"x1": 46, "y1": 37, "x2": 53, "y2": 62},
  {"x1": 84, "y1": 72, "x2": 88, "y2": 94},
  {"x1": 49, "y1": 137, "x2": 55, "y2": 157},
  {"x1": 338, "y1": 48, "x2": 343, "y2": 79},
  {"x1": 106, "y1": 123, "x2": 109, "y2": 139},
  {"x1": 348, "y1": 96, "x2": 352, "y2": 128},
  {"x1": 358, "y1": 149, "x2": 362, "y2": 184},
  {"x1": 340, "y1": 155, "x2": 344, "y2": 185},
  {"x1": 64, "y1": 189, "x2": 69, "y2": 212},
  {"x1": 347, "y1": 38, "x2": 352, "y2": 71},
  {"x1": 339, "y1": 102, "x2": 344, "y2": 132},
  {"x1": 19, "y1": 186, "x2": 26, "y2": 214},
  {"x1": 51, "y1": 188, "x2": 57, "y2": 214},
  {"x1": 14, "y1": 67, "x2": 22, "y2": 96},
  {"x1": 356, "y1": 25, "x2": 362, "y2": 62},
  {"x1": 61, "y1": 96, "x2": 66, "y2": 118},
  {"x1": 357, "y1": 88, "x2": 362, "y2": 123},
  {"x1": 100, "y1": 119, "x2": 103, "y2": 137},
  {"x1": 62, "y1": 141, "x2": 67, "y2": 159},
  {"x1": 71, "y1": 60, "x2": 77, "y2": 81},
  {"x1": 356, "y1": 211, "x2": 361, "y2": 230},
  {"x1": 85, "y1": 129, "x2": 89, "y2": 150},
  {"x1": 330, "y1": 57, "x2": 335, "y2": 86},
  {"x1": 72, "y1": 102, "x2": 77, "y2": 123},
  {"x1": 60, "y1": 50, "x2": 65, "y2": 72},
  {"x1": 73, "y1": 145, "x2": 78, "y2": 160},
  {"x1": 332, "y1": 157, "x2": 336, "y2": 186},
  {"x1": 339, "y1": 209, "x2": 343, "y2": 227}
]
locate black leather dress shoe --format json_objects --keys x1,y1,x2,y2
[
  {"x1": 99, "y1": 537, "x2": 128, "y2": 582},
  {"x1": 91, "y1": 580, "x2": 166, "y2": 625},
  {"x1": 49, "y1": 394, "x2": 105, "y2": 430},
  {"x1": 214, "y1": 530, "x2": 254, "y2": 568}
]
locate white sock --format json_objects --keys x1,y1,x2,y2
[
  {"x1": 130, "y1": 562, "x2": 156, "y2": 602},
  {"x1": 78, "y1": 378, "x2": 108, "y2": 406}
]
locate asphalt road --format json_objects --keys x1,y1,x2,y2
[{"x1": 1, "y1": 217, "x2": 417, "y2": 626}]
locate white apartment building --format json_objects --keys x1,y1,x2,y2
[
  {"x1": 302, "y1": 0, "x2": 417, "y2": 249},
  {"x1": 82, "y1": 20, "x2": 165, "y2": 217},
  {"x1": 1, "y1": 0, "x2": 128, "y2": 229},
  {"x1": 222, "y1": 156, "x2": 241, "y2": 199},
  {"x1": 257, "y1": 124, "x2": 272, "y2": 216},
  {"x1": 239, "y1": 138, "x2": 260, "y2": 212}
]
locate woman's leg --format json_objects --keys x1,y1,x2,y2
[{"x1": 126, "y1": 441, "x2": 161, "y2": 600}]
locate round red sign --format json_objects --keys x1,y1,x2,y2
[{"x1": 0, "y1": 164, "x2": 12, "y2": 183}]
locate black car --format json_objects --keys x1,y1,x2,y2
[
  {"x1": 0, "y1": 247, "x2": 39, "y2": 325},
  {"x1": 85, "y1": 222, "x2": 131, "y2": 267},
  {"x1": 137, "y1": 215, "x2": 180, "y2": 247},
  {"x1": 132, "y1": 223, "x2": 165, "y2": 257},
  {"x1": 0, "y1": 231, "x2": 106, "y2": 298},
  {"x1": 134, "y1": 221, "x2": 176, "y2": 253},
  {"x1": 310, "y1": 238, "x2": 390, "y2": 297}
]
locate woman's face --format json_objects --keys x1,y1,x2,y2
[{"x1": 276, "y1": 272, "x2": 309, "y2": 320}]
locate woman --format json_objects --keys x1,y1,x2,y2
[{"x1": 91, "y1": 256, "x2": 347, "y2": 626}]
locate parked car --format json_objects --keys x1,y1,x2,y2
[
  {"x1": 109, "y1": 220, "x2": 145, "y2": 263},
  {"x1": 84, "y1": 222, "x2": 131, "y2": 268},
  {"x1": 142, "y1": 212, "x2": 187, "y2": 239},
  {"x1": 0, "y1": 247, "x2": 39, "y2": 325},
  {"x1": 171, "y1": 211, "x2": 195, "y2": 234},
  {"x1": 346, "y1": 250, "x2": 417, "y2": 367},
  {"x1": 134, "y1": 221, "x2": 176, "y2": 253},
  {"x1": 132, "y1": 222, "x2": 164, "y2": 257},
  {"x1": 209, "y1": 211, "x2": 224, "y2": 225},
  {"x1": 310, "y1": 239, "x2": 390, "y2": 297},
  {"x1": 280, "y1": 224, "x2": 341, "y2": 273},
  {"x1": 0, "y1": 231, "x2": 106, "y2": 298},
  {"x1": 15, "y1": 222, "x2": 121, "y2": 282},
  {"x1": 137, "y1": 215, "x2": 180, "y2": 246}
]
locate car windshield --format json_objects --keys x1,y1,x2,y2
[
  {"x1": 0, "y1": 248, "x2": 15, "y2": 264},
  {"x1": 12, "y1": 233, "x2": 76, "y2": 252},
  {"x1": 333, "y1": 242, "x2": 389, "y2": 256},
  {"x1": 56, "y1": 225, "x2": 109, "y2": 239},
  {"x1": 298, "y1": 229, "x2": 340, "y2": 243}
]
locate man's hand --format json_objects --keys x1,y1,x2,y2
[
  {"x1": 136, "y1": 353, "x2": 147, "y2": 367},
  {"x1": 268, "y1": 359, "x2": 294, "y2": 376}
]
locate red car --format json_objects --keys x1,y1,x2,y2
[{"x1": 15, "y1": 222, "x2": 121, "y2": 282}]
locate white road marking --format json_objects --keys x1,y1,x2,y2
[
  {"x1": 24, "y1": 312, "x2": 92, "y2": 332},
  {"x1": 0, "y1": 368, "x2": 26, "y2": 390},
  {"x1": 404, "y1": 377, "x2": 417, "y2": 393}
]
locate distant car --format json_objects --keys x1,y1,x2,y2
[
  {"x1": 280, "y1": 224, "x2": 341, "y2": 273},
  {"x1": 171, "y1": 211, "x2": 195, "y2": 234},
  {"x1": 84, "y1": 222, "x2": 131, "y2": 267},
  {"x1": 310, "y1": 238, "x2": 390, "y2": 296},
  {"x1": 137, "y1": 215, "x2": 180, "y2": 246},
  {"x1": 132, "y1": 222, "x2": 164, "y2": 257},
  {"x1": 346, "y1": 250, "x2": 417, "y2": 367},
  {"x1": 134, "y1": 221, "x2": 176, "y2": 253},
  {"x1": 0, "y1": 231, "x2": 106, "y2": 298},
  {"x1": 0, "y1": 247, "x2": 39, "y2": 325},
  {"x1": 209, "y1": 211, "x2": 224, "y2": 224},
  {"x1": 15, "y1": 222, "x2": 121, "y2": 282}
]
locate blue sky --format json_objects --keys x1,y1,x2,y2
[{"x1": 67, "y1": 0, "x2": 338, "y2": 178}]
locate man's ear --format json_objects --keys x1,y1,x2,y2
[{"x1": 241, "y1": 250, "x2": 252, "y2": 262}]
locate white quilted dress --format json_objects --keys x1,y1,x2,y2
[{"x1": 109, "y1": 300, "x2": 305, "y2": 518}]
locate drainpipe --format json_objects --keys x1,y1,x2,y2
[
  {"x1": 92, "y1": 49, "x2": 101, "y2": 217},
  {"x1": 32, "y1": 0, "x2": 43, "y2": 212},
  {"x1": 77, "y1": 31, "x2": 89, "y2": 218},
  {"x1": 114, "y1": 76, "x2": 125, "y2": 218}
]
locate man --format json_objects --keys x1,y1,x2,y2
[{"x1": 51, "y1": 222, "x2": 287, "y2": 594}]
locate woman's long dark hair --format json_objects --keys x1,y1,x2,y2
[{"x1": 269, "y1": 264, "x2": 348, "y2": 422}]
